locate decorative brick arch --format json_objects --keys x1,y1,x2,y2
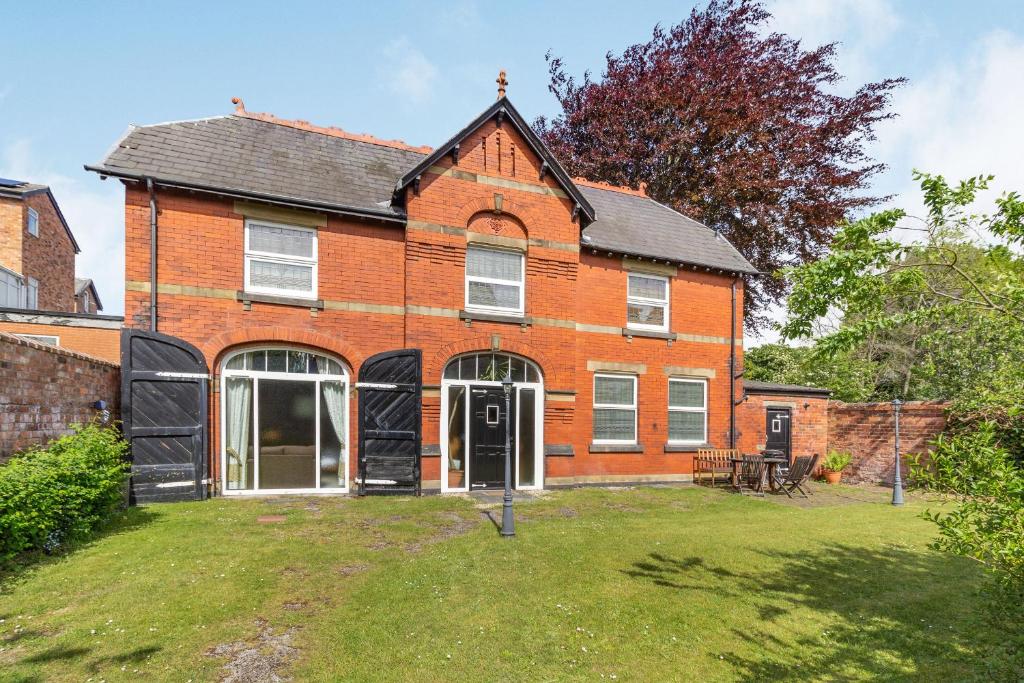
[
  {"x1": 204, "y1": 326, "x2": 364, "y2": 373},
  {"x1": 430, "y1": 336, "x2": 561, "y2": 386},
  {"x1": 453, "y1": 197, "x2": 545, "y2": 235}
]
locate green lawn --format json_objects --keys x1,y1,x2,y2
[{"x1": 0, "y1": 484, "x2": 1010, "y2": 682}]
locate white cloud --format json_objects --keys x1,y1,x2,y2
[
  {"x1": 874, "y1": 29, "x2": 1024, "y2": 224},
  {"x1": 379, "y1": 38, "x2": 440, "y2": 105},
  {"x1": 768, "y1": 0, "x2": 901, "y2": 87},
  {"x1": 1, "y1": 139, "x2": 125, "y2": 315}
]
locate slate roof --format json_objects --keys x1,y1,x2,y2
[
  {"x1": 75, "y1": 278, "x2": 103, "y2": 312},
  {"x1": 580, "y1": 186, "x2": 758, "y2": 274},
  {"x1": 89, "y1": 115, "x2": 428, "y2": 221},
  {"x1": 0, "y1": 180, "x2": 49, "y2": 198},
  {"x1": 87, "y1": 110, "x2": 756, "y2": 274},
  {"x1": 744, "y1": 380, "x2": 832, "y2": 397}
]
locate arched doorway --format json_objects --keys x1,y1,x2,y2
[
  {"x1": 220, "y1": 346, "x2": 350, "y2": 494},
  {"x1": 440, "y1": 352, "x2": 543, "y2": 492}
]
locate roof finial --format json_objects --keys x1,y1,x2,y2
[
  {"x1": 231, "y1": 97, "x2": 246, "y2": 113},
  {"x1": 496, "y1": 70, "x2": 508, "y2": 99}
]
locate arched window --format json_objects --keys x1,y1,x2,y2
[
  {"x1": 442, "y1": 351, "x2": 541, "y2": 383},
  {"x1": 221, "y1": 347, "x2": 349, "y2": 494}
]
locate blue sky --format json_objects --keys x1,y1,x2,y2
[{"x1": 3, "y1": 0, "x2": 1023, "y2": 341}]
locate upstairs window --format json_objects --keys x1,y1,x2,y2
[
  {"x1": 668, "y1": 378, "x2": 708, "y2": 444},
  {"x1": 627, "y1": 273, "x2": 669, "y2": 332},
  {"x1": 244, "y1": 220, "x2": 318, "y2": 299},
  {"x1": 593, "y1": 373, "x2": 637, "y2": 444},
  {"x1": 26, "y1": 277, "x2": 38, "y2": 310},
  {"x1": 27, "y1": 208, "x2": 38, "y2": 237},
  {"x1": 0, "y1": 267, "x2": 22, "y2": 308},
  {"x1": 465, "y1": 245, "x2": 524, "y2": 315}
]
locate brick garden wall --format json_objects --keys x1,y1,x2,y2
[
  {"x1": 0, "y1": 332, "x2": 120, "y2": 460},
  {"x1": 828, "y1": 401, "x2": 949, "y2": 484}
]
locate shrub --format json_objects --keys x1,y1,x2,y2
[
  {"x1": 821, "y1": 450, "x2": 853, "y2": 473},
  {"x1": 0, "y1": 423, "x2": 129, "y2": 563},
  {"x1": 911, "y1": 424, "x2": 1024, "y2": 590}
]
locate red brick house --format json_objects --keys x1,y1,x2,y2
[
  {"x1": 0, "y1": 179, "x2": 80, "y2": 311},
  {"x1": 88, "y1": 86, "x2": 825, "y2": 498},
  {"x1": 0, "y1": 179, "x2": 121, "y2": 362}
]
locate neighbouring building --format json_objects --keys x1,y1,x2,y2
[
  {"x1": 87, "y1": 80, "x2": 827, "y2": 500},
  {"x1": 0, "y1": 178, "x2": 120, "y2": 361}
]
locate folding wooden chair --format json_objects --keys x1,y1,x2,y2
[
  {"x1": 773, "y1": 454, "x2": 820, "y2": 498},
  {"x1": 737, "y1": 455, "x2": 768, "y2": 496}
]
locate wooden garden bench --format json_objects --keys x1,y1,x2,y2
[{"x1": 694, "y1": 448, "x2": 741, "y2": 486}]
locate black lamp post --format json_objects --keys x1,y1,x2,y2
[
  {"x1": 501, "y1": 373, "x2": 516, "y2": 537},
  {"x1": 892, "y1": 398, "x2": 904, "y2": 506}
]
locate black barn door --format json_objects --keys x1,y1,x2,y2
[
  {"x1": 121, "y1": 329, "x2": 209, "y2": 504},
  {"x1": 357, "y1": 349, "x2": 422, "y2": 495}
]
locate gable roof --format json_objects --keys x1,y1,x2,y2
[
  {"x1": 0, "y1": 180, "x2": 81, "y2": 253},
  {"x1": 86, "y1": 114, "x2": 429, "y2": 222},
  {"x1": 393, "y1": 98, "x2": 595, "y2": 223},
  {"x1": 85, "y1": 102, "x2": 756, "y2": 275},
  {"x1": 74, "y1": 277, "x2": 103, "y2": 312},
  {"x1": 580, "y1": 185, "x2": 757, "y2": 274}
]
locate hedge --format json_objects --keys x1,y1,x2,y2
[{"x1": 0, "y1": 423, "x2": 129, "y2": 562}]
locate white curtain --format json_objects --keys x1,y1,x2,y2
[
  {"x1": 321, "y1": 381, "x2": 347, "y2": 467},
  {"x1": 225, "y1": 377, "x2": 253, "y2": 489}
]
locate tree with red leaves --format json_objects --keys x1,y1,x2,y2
[{"x1": 536, "y1": 0, "x2": 904, "y2": 331}]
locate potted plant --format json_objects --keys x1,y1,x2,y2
[{"x1": 821, "y1": 450, "x2": 853, "y2": 484}]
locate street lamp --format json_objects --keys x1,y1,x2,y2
[
  {"x1": 892, "y1": 398, "x2": 904, "y2": 506},
  {"x1": 500, "y1": 373, "x2": 516, "y2": 537}
]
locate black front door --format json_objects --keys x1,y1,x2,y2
[
  {"x1": 469, "y1": 386, "x2": 515, "y2": 488},
  {"x1": 765, "y1": 408, "x2": 792, "y2": 460}
]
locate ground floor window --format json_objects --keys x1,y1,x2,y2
[
  {"x1": 593, "y1": 373, "x2": 637, "y2": 444},
  {"x1": 221, "y1": 347, "x2": 349, "y2": 493},
  {"x1": 668, "y1": 378, "x2": 707, "y2": 444},
  {"x1": 441, "y1": 352, "x2": 543, "y2": 492}
]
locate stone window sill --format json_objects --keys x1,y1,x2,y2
[
  {"x1": 622, "y1": 328, "x2": 677, "y2": 341},
  {"x1": 589, "y1": 442, "x2": 644, "y2": 454},
  {"x1": 460, "y1": 309, "x2": 531, "y2": 327},
  {"x1": 237, "y1": 291, "x2": 324, "y2": 310},
  {"x1": 663, "y1": 443, "x2": 710, "y2": 453}
]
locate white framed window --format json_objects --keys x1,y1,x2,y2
[
  {"x1": 0, "y1": 267, "x2": 22, "y2": 308},
  {"x1": 465, "y1": 245, "x2": 524, "y2": 315},
  {"x1": 26, "y1": 277, "x2": 38, "y2": 310},
  {"x1": 27, "y1": 208, "x2": 39, "y2": 237},
  {"x1": 593, "y1": 373, "x2": 637, "y2": 444},
  {"x1": 668, "y1": 378, "x2": 707, "y2": 444},
  {"x1": 627, "y1": 273, "x2": 669, "y2": 332},
  {"x1": 15, "y1": 334, "x2": 58, "y2": 346},
  {"x1": 243, "y1": 219, "x2": 318, "y2": 299}
]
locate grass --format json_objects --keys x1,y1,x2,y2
[{"x1": 0, "y1": 483, "x2": 1012, "y2": 682}]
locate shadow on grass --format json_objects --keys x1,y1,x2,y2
[
  {"x1": 0, "y1": 506, "x2": 159, "y2": 594},
  {"x1": 623, "y1": 544, "x2": 1012, "y2": 680}
]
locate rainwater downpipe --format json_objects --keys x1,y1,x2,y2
[
  {"x1": 147, "y1": 178, "x2": 158, "y2": 332},
  {"x1": 729, "y1": 277, "x2": 738, "y2": 449}
]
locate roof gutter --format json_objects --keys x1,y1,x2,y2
[{"x1": 83, "y1": 166, "x2": 408, "y2": 225}]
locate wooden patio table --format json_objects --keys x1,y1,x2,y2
[{"x1": 731, "y1": 455, "x2": 790, "y2": 492}]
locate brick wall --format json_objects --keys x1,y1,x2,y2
[
  {"x1": 828, "y1": 401, "x2": 949, "y2": 484},
  {"x1": 22, "y1": 193, "x2": 76, "y2": 311},
  {"x1": 0, "y1": 197, "x2": 23, "y2": 274},
  {"x1": 0, "y1": 332, "x2": 120, "y2": 460}
]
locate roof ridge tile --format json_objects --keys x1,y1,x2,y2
[{"x1": 232, "y1": 106, "x2": 432, "y2": 154}]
